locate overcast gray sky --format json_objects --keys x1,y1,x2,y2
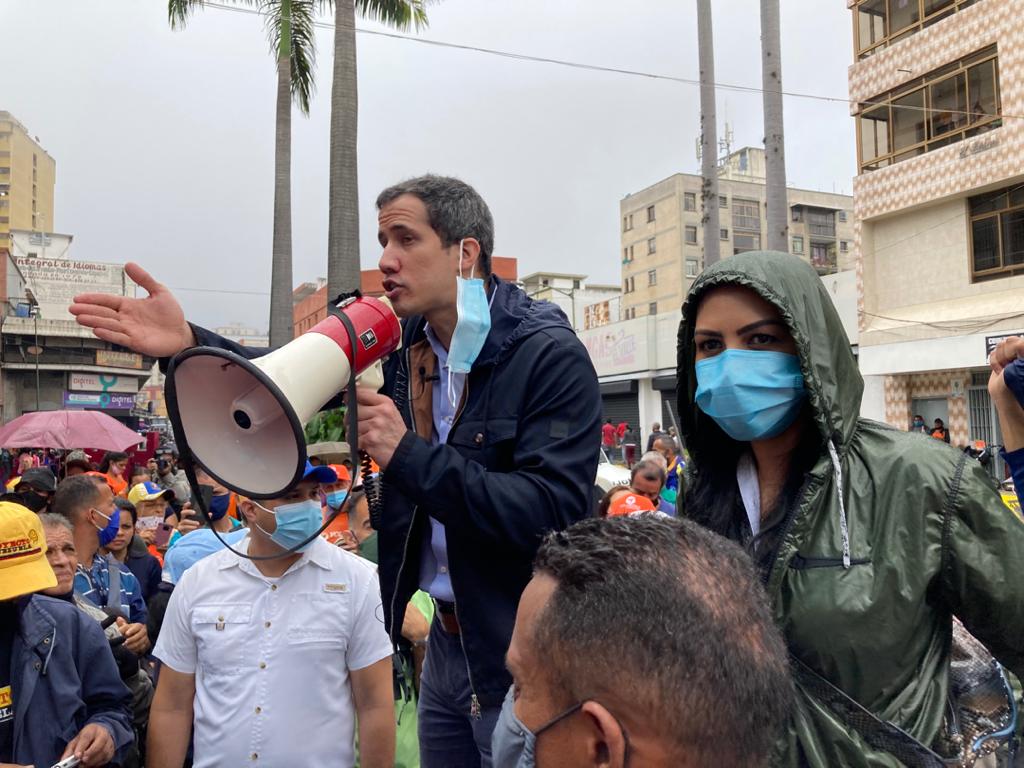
[{"x1": 0, "y1": 0, "x2": 856, "y2": 331}]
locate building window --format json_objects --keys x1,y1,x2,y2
[
  {"x1": 685, "y1": 225, "x2": 698, "y2": 244},
  {"x1": 791, "y1": 206, "x2": 803, "y2": 222},
  {"x1": 719, "y1": 195, "x2": 728, "y2": 209},
  {"x1": 792, "y1": 236, "x2": 804, "y2": 254},
  {"x1": 573, "y1": 279, "x2": 581, "y2": 289},
  {"x1": 0, "y1": 167, "x2": 9, "y2": 176},
  {"x1": 648, "y1": 269, "x2": 657, "y2": 286},
  {"x1": 969, "y1": 185, "x2": 1024, "y2": 280},
  {"x1": 648, "y1": 302, "x2": 658, "y2": 315},
  {"x1": 838, "y1": 210, "x2": 848, "y2": 222},
  {"x1": 686, "y1": 258, "x2": 699, "y2": 278},
  {"x1": 720, "y1": 228, "x2": 729, "y2": 240},
  {"x1": 684, "y1": 192, "x2": 697, "y2": 212},
  {"x1": 734, "y1": 233, "x2": 761, "y2": 254},
  {"x1": 647, "y1": 205, "x2": 656, "y2": 223},
  {"x1": 840, "y1": 240, "x2": 849, "y2": 252},
  {"x1": 807, "y1": 208, "x2": 836, "y2": 238},
  {"x1": 857, "y1": 46, "x2": 1001, "y2": 173},
  {"x1": 647, "y1": 237, "x2": 656, "y2": 254},
  {"x1": 32, "y1": 154, "x2": 37, "y2": 168},
  {"x1": 855, "y1": 0, "x2": 975, "y2": 61},
  {"x1": 732, "y1": 198, "x2": 761, "y2": 233},
  {"x1": 623, "y1": 247, "x2": 629, "y2": 263}
]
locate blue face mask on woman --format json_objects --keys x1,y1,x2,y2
[
  {"x1": 447, "y1": 239, "x2": 491, "y2": 406},
  {"x1": 254, "y1": 499, "x2": 323, "y2": 552},
  {"x1": 695, "y1": 349, "x2": 807, "y2": 442}
]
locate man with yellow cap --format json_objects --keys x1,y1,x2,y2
[{"x1": 0, "y1": 501, "x2": 133, "y2": 767}]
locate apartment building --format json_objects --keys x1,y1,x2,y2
[
  {"x1": 619, "y1": 147, "x2": 854, "y2": 320},
  {"x1": 850, "y1": 0, "x2": 1024, "y2": 455}
]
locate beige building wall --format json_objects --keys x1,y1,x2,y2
[
  {"x1": 850, "y1": 0, "x2": 1024, "y2": 445},
  {"x1": 0, "y1": 112, "x2": 56, "y2": 243},
  {"x1": 619, "y1": 149, "x2": 853, "y2": 319}
]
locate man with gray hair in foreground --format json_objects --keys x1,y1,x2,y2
[{"x1": 495, "y1": 515, "x2": 792, "y2": 768}]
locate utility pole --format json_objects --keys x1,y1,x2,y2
[
  {"x1": 761, "y1": 0, "x2": 789, "y2": 252},
  {"x1": 697, "y1": 0, "x2": 721, "y2": 267}
]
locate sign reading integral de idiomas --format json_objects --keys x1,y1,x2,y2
[{"x1": 14, "y1": 256, "x2": 135, "y2": 322}]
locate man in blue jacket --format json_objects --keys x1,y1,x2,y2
[
  {"x1": 0, "y1": 501, "x2": 134, "y2": 767},
  {"x1": 70, "y1": 174, "x2": 602, "y2": 766}
]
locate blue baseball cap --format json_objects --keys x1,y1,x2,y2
[{"x1": 302, "y1": 461, "x2": 337, "y2": 485}]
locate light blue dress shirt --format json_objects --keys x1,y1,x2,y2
[{"x1": 417, "y1": 324, "x2": 465, "y2": 602}]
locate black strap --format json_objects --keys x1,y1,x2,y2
[{"x1": 790, "y1": 653, "x2": 946, "y2": 768}]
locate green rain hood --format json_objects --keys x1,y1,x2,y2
[{"x1": 676, "y1": 251, "x2": 1024, "y2": 767}]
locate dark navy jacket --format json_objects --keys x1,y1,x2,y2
[
  {"x1": 10, "y1": 594, "x2": 134, "y2": 766},
  {"x1": 189, "y1": 275, "x2": 602, "y2": 708}
]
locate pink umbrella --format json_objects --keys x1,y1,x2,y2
[{"x1": 0, "y1": 410, "x2": 144, "y2": 452}]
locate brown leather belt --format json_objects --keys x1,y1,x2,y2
[{"x1": 435, "y1": 600, "x2": 461, "y2": 635}]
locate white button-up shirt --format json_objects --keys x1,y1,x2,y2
[{"x1": 153, "y1": 534, "x2": 392, "y2": 768}]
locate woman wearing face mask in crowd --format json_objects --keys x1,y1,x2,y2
[{"x1": 676, "y1": 251, "x2": 1024, "y2": 767}]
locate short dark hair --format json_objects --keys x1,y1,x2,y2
[
  {"x1": 52, "y1": 475, "x2": 106, "y2": 523},
  {"x1": 376, "y1": 175, "x2": 495, "y2": 276},
  {"x1": 653, "y1": 436, "x2": 677, "y2": 456},
  {"x1": 630, "y1": 459, "x2": 665, "y2": 485},
  {"x1": 532, "y1": 516, "x2": 792, "y2": 766}
]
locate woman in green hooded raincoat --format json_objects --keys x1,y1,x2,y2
[{"x1": 676, "y1": 250, "x2": 1024, "y2": 767}]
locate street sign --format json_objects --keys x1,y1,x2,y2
[
  {"x1": 985, "y1": 332, "x2": 1024, "y2": 357},
  {"x1": 68, "y1": 372, "x2": 139, "y2": 393},
  {"x1": 95, "y1": 350, "x2": 143, "y2": 369},
  {"x1": 63, "y1": 391, "x2": 137, "y2": 410}
]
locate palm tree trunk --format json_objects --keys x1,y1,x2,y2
[
  {"x1": 760, "y1": 0, "x2": 788, "y2": 253},
  {"x1": 697, "y1": 0, "x2": 720, "y2": 268},
  {"x1": 269, "y1": 20, "x2": 294, "y2": 347},
  {"x1": 327, "y1": 0, "x2": 361, "y2": 302}
]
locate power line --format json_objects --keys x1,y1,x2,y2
[
  {"x1": 198, "y1": 1, "x2": 1024, "y2": 123},
  {"x1": 169, "y1": 285, "x2": 270, "y2": 296}
]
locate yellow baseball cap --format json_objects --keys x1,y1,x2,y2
[
  {"x1": 0, "y1": 501, "x2": 57, "y2": 600},
  {"x1": 128, "y1": 482, "x2": 174, "y2": 507}
]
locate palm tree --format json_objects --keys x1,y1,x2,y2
[
  {"x1": 169, "y1": 0, "x2": 319, "y2": 348},
  {"x1": 327, "y1": 0, "x2": 428, "y2": 302}
]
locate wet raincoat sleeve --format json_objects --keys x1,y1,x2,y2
[
  {"x1": 1003, "y1": 447, "x2": 1024, "y2": 506},
  {"x1": 383, "y1": 336, "x2": 602, "y2": 555},
  {"x1": 940, "y1": 457, "x2": 1024, "y2": 679}
]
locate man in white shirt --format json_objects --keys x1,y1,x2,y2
[{"x1": 148, "y1": 463, "x2": 395, "y2": 768}]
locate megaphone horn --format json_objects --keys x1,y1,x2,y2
[{"x1": 165, "y1": 296, "x2": 401, "y2": 499}]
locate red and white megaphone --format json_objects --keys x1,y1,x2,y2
[{"x1": 165, "y1": 295, "x2": 401, "y2": 499}]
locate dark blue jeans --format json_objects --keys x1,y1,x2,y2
[{"x1": 418, "y1": 616, "x2": 502, "y2": 768}]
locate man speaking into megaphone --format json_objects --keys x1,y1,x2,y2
[{"x1": 71, "y1": 175, "x2": 602, "y2": 766}]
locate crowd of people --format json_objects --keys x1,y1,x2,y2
[{"x1": 1, "y1": 174, "x2": 1022, "y2": 767}]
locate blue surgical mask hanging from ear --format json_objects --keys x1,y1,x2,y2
[
  {"x1": 492, "y1": 686, "x2": 584, "y2": 768},
  {"x1": 447, "y1": 238, "x2": 491, "y2": 407}
]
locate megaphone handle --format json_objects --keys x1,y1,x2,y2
[{"x1": 326, "y1": 292, "x2": 385, "y2": 530}]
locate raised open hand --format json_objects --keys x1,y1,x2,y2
[{"x1": 70, "y1": 262, "x2": 195, "y2": 357}]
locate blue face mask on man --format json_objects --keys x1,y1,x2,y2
[
  {"x1": 208, "y1": 493, "x2": 231, "y2": 521},
  {"x1": 253, "y1": 499, "x2": 322, "y2": 552},
  {"x1": 695, "y1": 349, "x2": 807, "y2": 442},
  {"x1": 447, "y1": 239, "x2": 491, "y2": 406},
  {"x1": 325, "y1": 489, "x2": 348, "y2": 511},
  {"x1": 491, "y1": 686, "x2": 583, "y2": 768},
  {"x1": 93, "y1": 507, "x2": 122, "y2": 548}
]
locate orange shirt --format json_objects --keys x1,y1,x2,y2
[
  {"x1": 321, "y1": 505, "x2": 350, "y2": 546},
  {"x1": 105, "y1": 473, "x2": 128, "y2": 498}
]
